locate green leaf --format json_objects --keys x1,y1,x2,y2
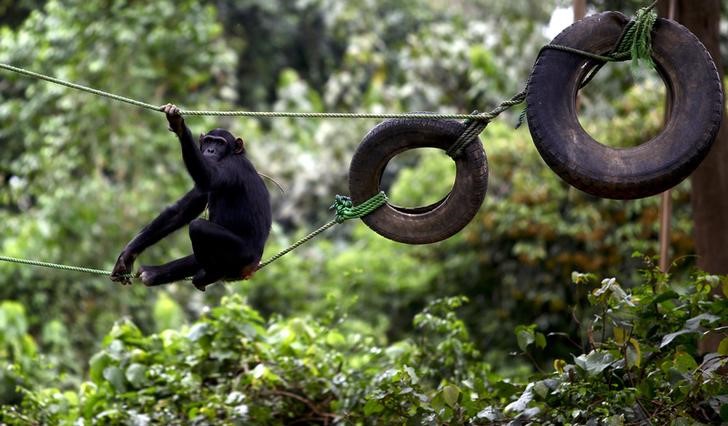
[
  {"x1": 672, "y1": 352, "x2": 698, "y2": 373},
  {"x1": 89, "y1": 352, "x2": 112, "y2": 384},
  {"x1": 720, "y1": 404, "x2": 728, "y2": 421},
  {"x1": 573, "y1": 351, "x2": 615, "y2": 376},
  {"x1": 103, "y1": 366, "x2": 126, "y2": 393},
  {"x1": 363, "y1": 399, "x2": 384, "y2": 416},
  {"x1": 515, "y1": 324, "x2": 537, "y2": 352},
  {"x1": 441, "y1": 384, "x2": 460, "y2": 408},
  {"x1": 125, "y1": 363, "x2": 147, "y2": 388},
  {"x1": 187, "y1": 323, "x2": 210, "y2": 341},
  {"x1": 661, "y1": 313, "x2": 720, "y2": 348},
  {"x1": 325, "y1": 331, "x2": 346, "y2": 346},
  {"x1": 660, "y1": 329, "x2": 696, "y2": 349},
  {"x1": 684, "y1": 313, "x2": 720, "y2": 330},
  {"x1": 649, "y1": 290, "x2": 679, "y2": 306},
  {"x1": 718, "y1": 338, "x2": 728, "y2": 356}
]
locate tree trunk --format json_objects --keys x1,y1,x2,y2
[
  {"x1": 657, "y1": 0, "x2": 728, "y2": 274},
  {"x1": 657, "y1": 0, "x2": 728, "y2": 355}
]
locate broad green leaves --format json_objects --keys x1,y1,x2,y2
[
  {"x1": 3, "y1": 267, "x2": 728, "y2": 424},
  {"x1": 514, "y1": 324, "x2": 546, "y2": 352},
  {"x1": 573, "y1": 350, "x2": 615, "y2": 376}
]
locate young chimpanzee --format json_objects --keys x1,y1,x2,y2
[{"x1": 111, "y1": 104, "x2": 271, "y2": 291}]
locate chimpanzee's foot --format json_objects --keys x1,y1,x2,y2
[
  {"x1": 139, "y1": 265, "x2": 164, "y2": 286},
  {"x1": 191, "y1": 269, "x2": 224, "y2": 292},
  {"x1": 139, "y1": 255, "x2": 199, "y2": 287}
]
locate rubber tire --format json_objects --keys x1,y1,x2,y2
[
  {"x1": 348, "y1": 118, "x2": 488, "y2": 244},
  {"x1": 526, "y1": 11, "x2": 723, "y2": 199}
]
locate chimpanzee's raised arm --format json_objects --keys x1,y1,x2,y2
[
  {"x1": 163, "y1": 104, "x2": 214, "y2": 191},
  {"x1": 111, "y1": 187, "x2": 207, "y2": 283}
]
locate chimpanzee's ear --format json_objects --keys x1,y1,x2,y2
[
  {"x1": 234, "y1": 137, "x2": 246, "y2": 154},
  {"x1": 199, "y1": 134, "x2": 205, "y2": 145}
]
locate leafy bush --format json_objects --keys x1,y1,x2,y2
[
  {"x1": 245, "y1": 98, "x2": 694, "y2": 363},
  {"x1": 3, "y1": 264, "x2": 726, "y2": 424}
]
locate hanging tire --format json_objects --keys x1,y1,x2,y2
[
  {"x1": 348, "y1": 118, "x2": 488, "y2": 244},
  {"x1": 526, "y1": 11, "x2": 723, "y2": 199}
]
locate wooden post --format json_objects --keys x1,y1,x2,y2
[
  {"x1": 658, "y1": 0, "x2": 676, "y2": 273},
  {"x1": 658, "y1": 0, "x2": 728, "y2": 354},
  {"x1": 657, "y1": 0, "x2": 728, "y2": 275},
  {"x1": 573, "y1": 0, "x2": 586, "y2": 21}
]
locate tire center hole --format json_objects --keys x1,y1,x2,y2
[
  {"x1": 381, "y1": 148, "x2": 456, "y2": 210},
  {"x1": 576, "y1": 60, "x2": 667, "y2": 148}
]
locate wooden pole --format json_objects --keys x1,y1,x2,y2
[
  {"x1": 658, "y1": 0, "x2": 676, "y2": 273},
  {"x1": 573, "y1": 0, "x2": 586, "y2": 21}
]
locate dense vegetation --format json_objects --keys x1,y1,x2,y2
[
  {"x1": 2, "y1": 265, "x2": 727, "y2": 424},
  {"x1": 0, "y1": 0, "x2": 725, "y2": 423}
]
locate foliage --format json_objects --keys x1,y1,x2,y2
[
  {"x1": 3, "y1": 265, "x2": 726, "y2": 424},
  {"x1": 246, "y1": 85, "x2": 693, "y2": 363},
  {"x1": 0, "y1": 0, "x2": 725, "y2": 423},
  {"x1": 0, "y1": 0, "x2": 236, "y2": 367}
]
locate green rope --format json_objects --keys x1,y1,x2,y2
[
  {"x1": 180, "y1": 110, "x2": 490, "y2": 120},
  {"x1": 518, "y1": 2, "x2": 658, "y2": 125},
  {"x1": 0, "y1": 63, "x2": 162, "y2": 112},
  {"x1": 255, "y1": 220, "x2": 338, "y2": 271},
  {"x1": 0, "y1": 192, "x2": 388, "y2": 280},
  {"x1": 0, "y1": 255, "x2": 116, "y2": 277},
  {"x1": 257, "y1": 192, "x2": 387, "y2": 270},
  {"x1": 0, "y1": 62, "x2": 487, "y2": 121},
  {"x1": 545, "y1": 1, "x2": 658, "y2": 68},
  {"x1": 446, "y1": 90, "x2": 527, "y2": 158},
  {"x1": 330, "y1": 191, "x2": 388, "y2": 223},
  {"x1": 444, "y1": 1, "x2": 657, "y2": 157}
]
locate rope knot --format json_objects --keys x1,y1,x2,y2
[
  {"x1": 446, "y1": 110, "x2": 490, "y2": 158},
  {"x1": 330, "y1": 192, "x2": 387, "y2": 223},
  {"x1": 610, "y1": 3, "x2": 658, "y2": 67}
]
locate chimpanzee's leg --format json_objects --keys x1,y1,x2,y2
[
  {"x1": 189, "y1": 219, "x2": 258, "y2": 289},
  {"x1": 139, "y1": 255, "x2": 200, "y2": 286}
]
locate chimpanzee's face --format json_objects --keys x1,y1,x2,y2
[{"x1": 200, "y1": 136, "x2": 232, "y2": 162}]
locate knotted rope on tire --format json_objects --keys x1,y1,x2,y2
[
  {"x1": 348, "y1": 118, "x2": 489, "y2": 244},
  {"x1": 526, "y1": 11, "x2": 723, "y2": 199}
]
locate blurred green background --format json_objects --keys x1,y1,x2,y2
[{"x1": 0, "y1": 0, "x2": 726, "y2": 423}]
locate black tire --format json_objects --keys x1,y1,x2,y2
[
  {"x1": 526, "y1": 11, "x2": 723, "y2": 199},
  {"x1": 348, "y1": 118, "x2": 488, "y2": 244}
]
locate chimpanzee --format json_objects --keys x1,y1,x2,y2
[{"x1": 111, "y1": 104, "x2": 272, "y2": 291}]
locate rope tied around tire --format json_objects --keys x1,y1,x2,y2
[
  {"x1": 331, "y1": 192, "x2": 388, "y2": 223},
  {"x1": 243, "y1": 192, "x2": 387, "y2": 270},
  {"x1": 445, "y1": 90, "x2": 527, "y2": 158},
  {"x1": 526, "y1": 7, "x2": 722, "y2": 199},
  {"x1": 444, "y1": 2, "x2": 657, "y2": 160},
  {"x1": 542, "y1": 0, "x2": 658, "y2": 90}
]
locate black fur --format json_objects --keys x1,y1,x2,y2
[{"x1": 111, "y1": 106, "x2": 271, "y2": 291}]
